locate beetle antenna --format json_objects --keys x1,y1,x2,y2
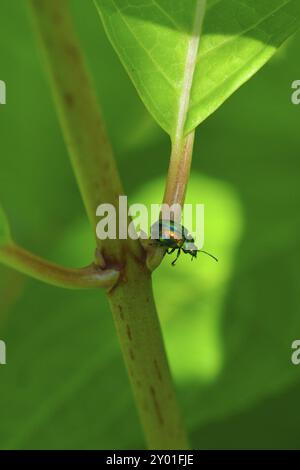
[{"x1": 198, "y1": 250, "x2": 218, "y2": 262}]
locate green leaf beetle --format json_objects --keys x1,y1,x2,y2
[{"x1": 151, "y1": 219, "x2": 218, "y2": 266}]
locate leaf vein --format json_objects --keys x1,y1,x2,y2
[
  {"x1": 110, "y1": 0, "x2": 178, "y2": 91},
  {"x1": 197, "y1": 0, "x2": 296, "y2": 62}
]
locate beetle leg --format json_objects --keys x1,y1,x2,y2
[
  {"x1": 172, "y1": 249, "x2": 181, "y2": 266},
  {"x1": 167, "y1": 248, "x2": 176, "y2": 255}
]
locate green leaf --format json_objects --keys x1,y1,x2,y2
[
  {"x1": 95, "y1": 0, "x2": 300, "y2": 137},
  {"x1": 0, "y1": 205, "x2": 11, "y2": 245},
  {"x1": 1, "y1": 0, "x2": 300, "y2": 451}
]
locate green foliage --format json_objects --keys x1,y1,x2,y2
[
  {"x1": 1, "y1": 0, "x2": 300, "y2": 450},
  {"x1": 0, "y1": 205, "x2": 10, "y2": 245},
  {"x1": 96, "y1": 0, "x2": 300, "y2": 137}
]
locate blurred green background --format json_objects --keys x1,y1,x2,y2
[{"x1": 0, "y1": 0, "x2": 300, "y2": 449}]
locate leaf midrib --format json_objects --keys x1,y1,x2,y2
[{"x1": 173, "y1": 0, "x2": 206, "y2": 141}]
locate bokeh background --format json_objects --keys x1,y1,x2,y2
[{"x1": 0, "y1": 0, "x2": 300, "y2": 449}]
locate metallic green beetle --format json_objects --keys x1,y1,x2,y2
[{"x1": 151, "y1": 219, "x2": 218, "y2": 266}]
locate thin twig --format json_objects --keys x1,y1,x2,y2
[{"x1": 0, "y1": 243, "x2": 119, "y2": 290}]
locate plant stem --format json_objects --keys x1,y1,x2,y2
[
  {"x1": 28, "y1": 0, "x2": 138, "y2": 262},
  {"x1": 108, "y1": 256, "x2": 189, "y2": 449},
  {"x1": 147, "y1": 2, "x2": 206, "y2": 271},
  {"x1": 163, "y1": 132, "x2": 195, "y2": 210},
  {"x1": 163, "y1": 0, "x2": 205, "y2": 208},
  {"x1": 29, "y1": 0, "x2": 189, "y2": 449},
  {"x1": 0, "y1": 243, "x2": 119, "y2": 290},
  {"x1": 147, "y1": 132, "x2": 195, "y2": 272}
]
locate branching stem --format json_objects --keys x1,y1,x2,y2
[
  {"x1": 28, "y1": 0, "x2": 189, "y2": 449},
  {"x1": 0, "y1": 242, "x2": 119, "y2": 290}
]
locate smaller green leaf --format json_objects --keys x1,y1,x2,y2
[{"x1": 0, "y1": 205, "x2": 11, "y2": 245}]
